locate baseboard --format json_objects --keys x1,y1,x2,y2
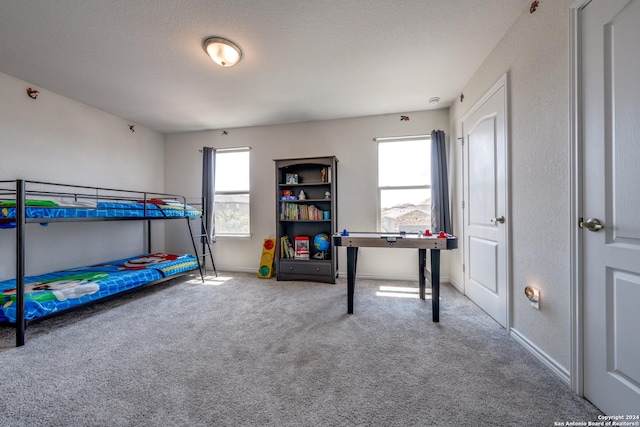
[
  {"x1": 510, "y1": 328, "x2": 571, "y2": 386},
  {"x1": 448, "y1": 277, "x2": 464, "y2": 293}
]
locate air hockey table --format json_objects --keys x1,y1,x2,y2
[{"x1": 332, "y1": 231, "x2": 458, "y2": 322}]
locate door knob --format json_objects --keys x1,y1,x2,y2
[
  {"x1": 491, "y1": 216, "x2": 505, "y2": 224},
  {"x1": 579, "y1": 217, "x2": 604, "y2": 232}
]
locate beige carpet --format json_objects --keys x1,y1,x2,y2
[{"x1": 0, "y1": 272, "x2": 602, "y2": 426}]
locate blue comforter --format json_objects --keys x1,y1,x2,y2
[
  {"x1": 0, "y1": 201, "x2": 201, "y2": 228},
  {"x1": 0, "y1": 253, "x2": 199, "y2": 323}
]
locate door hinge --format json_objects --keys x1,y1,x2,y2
[
  {"x1": 462, "y1": 200, "x2": 465, "y2": 209},
  {"x1": 462, "y1": 263, "x2": 465, "y2": 273}
]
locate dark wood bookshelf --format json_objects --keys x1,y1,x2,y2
[{"x1": 274, "y1": 156, "x2": 338, "y2": 283}]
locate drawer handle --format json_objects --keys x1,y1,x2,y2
[
  {"x1": 316, "y1": 267, "x2": 320, "y2": 271},
  {"x1": 289, "y1": 266, "x2": 294, "y2": 270}
]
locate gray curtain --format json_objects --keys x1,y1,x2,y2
[
  {"x1": 202, "y1": 147, "x2": 216, "y2": 242},
  {"x1": 430, "y1": 130, "x2": 452, "y2": 234}
]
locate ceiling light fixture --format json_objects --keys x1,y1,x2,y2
[
  {"x1": 202, "y1": 36, "x2": 242, "y2": 67},
  {"x1": 428, "y1": 97, "x2": 440, "y2": 105}
]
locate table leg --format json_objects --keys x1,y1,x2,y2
[
  {"x1": 418, "y1": 248, "x2": 426, "y2": 300},
  {"x1": 431, "y1": 249, "x2": 441, "y2": 322},
  {"x1": 347, "y1": 246, "x2": 358, "y2": 314}
]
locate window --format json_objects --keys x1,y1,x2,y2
[
  {"x1": 215, "y1": 148, "x2": 250, "y2": 236},
  {"x1": 377, "y1": 137, "x2": 431, "y2": 233}
]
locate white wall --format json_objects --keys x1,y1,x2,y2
[
  {"x1": 165, "y1": 109, "x2": 451, "y2": 280},
  {"x1": 448, "y1": 0, "x2": 573, "y2": 373},
  {"x1": 0, "y1": 72, "x2": 166, "y2": 277}
]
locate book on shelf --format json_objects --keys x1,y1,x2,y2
[
  {"x1": 279, "y1": 202, "x2": 323, "y2": 221},
  {"x1": 280, "y1": 236, "x2": 294, "y2": 259}
]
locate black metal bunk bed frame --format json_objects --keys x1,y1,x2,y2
[{"x1": 0, "y1": 179, "x2": 217, "y2": 347}]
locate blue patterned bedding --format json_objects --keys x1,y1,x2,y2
[
  {"x1": 0, "y1": 200, "x2": 201, "y2": 228},
  {"x1": 0, "y1": 253, "x2": 199, "y2": 323}
]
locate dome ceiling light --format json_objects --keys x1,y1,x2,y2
[{"x1": 202, "y1": 36, "x2": 242, "y2": 67}]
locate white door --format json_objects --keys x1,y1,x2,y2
[
  {"x1": 461, "y1": 75, "x2": 509, "y2": 328},
  {"x1": 581, "y1": 0, "x2": 640, "y2": 414}
]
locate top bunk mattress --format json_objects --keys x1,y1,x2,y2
[
  {"x1": 0, "y1": 253, "x2": 199, "y2": 323},
  {"x1": 0, "y1": 200, "x2": 201, "y2": 228},
  {"x1": 0, "y1": 180, "x2": 203, "y2": 228}
]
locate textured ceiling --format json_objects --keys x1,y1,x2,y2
[{"x1": 0, "y1": 1, "x2": 529, "y2": 134}]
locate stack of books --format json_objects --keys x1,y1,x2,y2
[
  {"x1": 280, "y1": 202, "x2": 323, "y2": 220},
  {"x1": 280, "y1": 236, "x2": 294, "y2": 259}
]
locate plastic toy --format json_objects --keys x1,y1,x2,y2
[{"x1": 313, "y1": 233, "x2": 330, "y2": 259}]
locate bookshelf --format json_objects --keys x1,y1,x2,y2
[{"x1": 274, "y1": 156, "x2": 338, "y2": 283}]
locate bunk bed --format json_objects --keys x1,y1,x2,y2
[{"x1": 0, "y1": 179, "x2": 216, "y2": 347}]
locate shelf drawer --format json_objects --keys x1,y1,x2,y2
[{"x1": 279, "y1": 260, "x2": 331, "y2": 276}]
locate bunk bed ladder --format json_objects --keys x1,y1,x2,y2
[{"x1": 186, "y1": 218, "x2": 217, "y2": 281}]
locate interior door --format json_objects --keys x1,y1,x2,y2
[
  {"x1": 581, "y1": 0, "x2": 640, "y2": 414},
  {"x1": 461, "y1": 75, "x2": 509, "y2": 328}
]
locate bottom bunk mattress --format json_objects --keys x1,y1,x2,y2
[{"x1": 0, "y1": 253, "x2": 199, "y2": 323}]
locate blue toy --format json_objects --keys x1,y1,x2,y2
[
  {"x1": 313, "y1": 233, "x2": 330, "y2": 259},
  {"x1": 314, "y1": 233, "x2": 330, "y2": 251}
]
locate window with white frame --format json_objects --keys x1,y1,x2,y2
[
  {"x1": 377, "y1": 137, "x2": 431, "y2": 233},
  {"x1": 214, "y1": 148, "x2": 250, "y2": 236}
]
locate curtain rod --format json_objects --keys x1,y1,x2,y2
[
  {"x1": 198, "y1": 146, "x2": 251, "y2": 153},
  {"x1": 373, "y1": 134, "x2": 431, "y2": 142}
]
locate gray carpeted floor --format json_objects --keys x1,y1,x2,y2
[{"x1": 1, "y1": 272, "x2": 602, "y2": 426}]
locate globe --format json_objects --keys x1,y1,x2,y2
[{"x1": 313, "y1": 233, "x2": 330, "y2": 251}]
